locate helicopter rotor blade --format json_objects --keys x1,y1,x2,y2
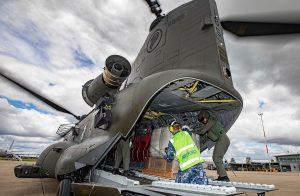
[
  {"x1": 221, "y1": 21, "x2": 300, "y2": 37},
  {"x1": 0, "y1": 70, "x2": 81, "y2": 120}
]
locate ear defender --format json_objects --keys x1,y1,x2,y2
[{"x1": 169, "y1": 126, "x2": 174, "y2": 133}]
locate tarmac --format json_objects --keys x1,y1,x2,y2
[
  {"x1": 0, "y1": 160, "x2": 300, "y2": 196},
  {"x1": 0, "y1": 160, "x2": 58, "y2": 196},
  {"x1": 206, "y1": 169, "x2": 300, "y2": 196}
]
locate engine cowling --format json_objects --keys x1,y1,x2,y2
[{"x1": 82, "y1": 55, "x2": 131, "y2": 106}]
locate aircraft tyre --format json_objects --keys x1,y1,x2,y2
[{"x1": 57, "y1": 178, "x2": 72, "y2": 196}]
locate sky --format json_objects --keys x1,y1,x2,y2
[{"x1": 0, "y1": 0, "x2": 300, "y2": 163}]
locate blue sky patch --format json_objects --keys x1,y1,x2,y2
[
  {"x1": 258, "y1": 100, "x2": 266, "y2": 110},
  {"x1": 0, "y1": 95, "x2": 51, "y2": 114},
  {"x1": 73, "y1": 47, "x2": 94, "y2": 67}
]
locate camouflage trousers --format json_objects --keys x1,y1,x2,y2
[{"x1": 175, "y1": 163, "x2": 207, "y2": 184}]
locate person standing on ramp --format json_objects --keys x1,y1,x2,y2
[
  {"x1": 198, "y1": 110, "x2": 230, "y2": 182},
  {"x1": 164, "y1": 121, "x2": 206, "y2": 184}
]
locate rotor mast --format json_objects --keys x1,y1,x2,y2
[{"x1": 145, "y1": 0, "x2": 163, "y2": 18}]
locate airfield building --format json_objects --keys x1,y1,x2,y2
[{"x1": 275, "y1": 153, "x2": 300, "y2": 172}]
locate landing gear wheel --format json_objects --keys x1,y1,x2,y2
[{"x1": 57, "y1": 178, "x2": 72, "y2": 196}]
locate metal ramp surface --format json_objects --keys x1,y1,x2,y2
[{"x1": 71, "y1": 169, "x2": 276, "y2": 196}]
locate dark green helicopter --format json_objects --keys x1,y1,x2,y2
[{"x1": 1, "y1": 0, "x2": 300, "y2": 195}]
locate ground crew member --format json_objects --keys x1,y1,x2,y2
[
  {"x1": 164, "y1": 121, "x2": 206, "y2": 184},
  {"x1": 113, "y1": 132, "x2": 134, "y2": 176},
  {"x1": 198, "y1": 110, "x2": 230, "y2": 182}
]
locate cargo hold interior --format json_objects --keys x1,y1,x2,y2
[{"x1": 102, "y1": 78, "x2": 242, "y2": 180}]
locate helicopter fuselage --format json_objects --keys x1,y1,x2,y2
[{"x1": 15, "y1": 0, "x2": 243, "y2": 180}]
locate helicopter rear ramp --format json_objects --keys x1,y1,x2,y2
[{"x1": 71, "y1": 169, "x2": 277, "y2": 196}]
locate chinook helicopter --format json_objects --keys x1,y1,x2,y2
[{"x1": 1, "y1": 0, "x2": 300, "y2": 195}]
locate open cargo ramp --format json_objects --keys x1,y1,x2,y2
[{"x1": 71, "y1": 169, "x2": 276, "y2": 196}]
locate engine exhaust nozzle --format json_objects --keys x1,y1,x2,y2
[
  {"x1": 82, "y1": 55, "x2": 131, "y2": 106},
  {"x1": 103, "y1": 55, "x2": 131, "y2": 88}
]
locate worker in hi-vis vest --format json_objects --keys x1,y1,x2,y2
[
  {"x1": 164, "y1": 121, "x2": 206, "y2": 184},
  {"x1": 198, "y1": 110, "x2": 230, "y2": 182}
]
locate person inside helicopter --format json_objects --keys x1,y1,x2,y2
[
  {"x1": 112, "y1": 137, "x2": 132, "y2": 176},
  {"x1": 112, "y1": 131, "x2": 136, "y2": 176},
  {"x1": 94, "y1": 93, "x2": 114, "y2": 129}
]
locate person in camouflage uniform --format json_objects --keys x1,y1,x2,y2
[
  {"x1": 198, "y1": 110, "x2": 230, "y2": 182},
  {"x1": 175, "y1": 163, "x2": 206, "y2": 184},
  {"x1": 164, "y1": 121, "x2": 207, "y2": 184}
]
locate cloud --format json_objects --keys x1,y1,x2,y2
[
  {"x1": 73, "y1": 47, "x2": 94, "y2": 67},
  {"x1": 0, "y1": 98, "x2": 69, "y2": 139},
  {"x1": 230, "y1": 83, "x2": 300, "y2": 146},
  {"x1": 220, "y1": 0, "x2": 300, "y2": 151},
  {"x1": 0, "y1": 134, "x2": 54, "y2": 154}
]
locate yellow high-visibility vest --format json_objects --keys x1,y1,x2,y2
[{"x1": 170, "y1": 131, "x2": 204, "y2": 171}]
